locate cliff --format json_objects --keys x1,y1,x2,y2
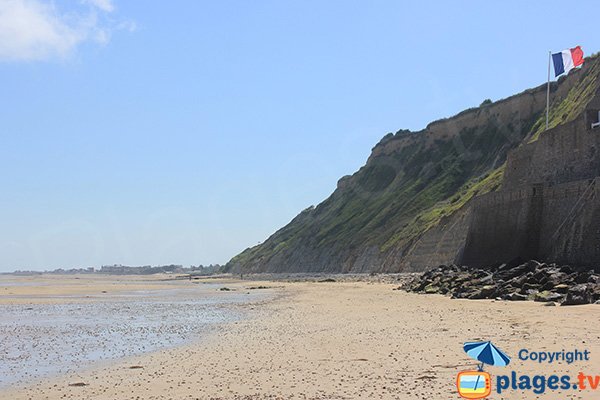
[
  {"x1": 225, "y1": 54, "x2": 600, "y2": 273},
  {"x1": 462, "y1": 101, "x2": 600, "y2": 267}
]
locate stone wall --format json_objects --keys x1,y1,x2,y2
[
  {"x1": 462, "y1": 176, "x2": 600, "y2": 268},
  {"x1": 461, "y1": 187, "x2": 539, "y2": 266},
  {"x1": 396, "y1": 205, "x2": 472, "y2": 272},
  {"x1": 539, "y1": 177, "x2": 600, "y2": 266},
  {"x1": 504, "y1": 117, "x2": 600, "y2": 188}
]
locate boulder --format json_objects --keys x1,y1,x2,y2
[
  {"x1": 506, "y1": 273, "x2": 530, "y2": 289},
  {"x1": 546, "y1": 272, "x2": 571, "y2": 286},
  {"x1": 589, "y1": 275, "x2": 600, "y2": 284},
  {"x1": 560, "y1": 265, "x2": 573, "y2": 274},
  {"x1": 591, "y1": 284, "x2": 600, "y2": 302},
  {"x1": 534, "y1": 291, "x2": 564, "y2": 303},
  {"x1": 496, "y1": 263, "x2": 534, "y2": 281},
  {"x1": 505, "y1": 292, "x2": 528, "y2": 301},
  {"x1": 424, "y1": 284, "x2": 441, "y2": 294},
  {"x1": 405, "y1": 261, "x2": 600, "y2": 305},
  {"x1": 522, "y1": 282, "x2": 541, "y2": 292},
  {"x1": 464, "y1": 285, "x2": 498, "y2": 299},
  {"x1": 575, "y1": 271, "x2": 594, "y2": 284},
  {"x1": 562, "y1": 284, "x2": 593, "y2": 306},
  {"x1": 552, "y1": 284, "x2": 570, "y2": 293}
]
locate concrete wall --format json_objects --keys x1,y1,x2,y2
[
  {"x1": 460, "y1": 187, "x2": 541, "y2": 266},
  {"x1": 462, "y1": 176, "x2": 600, "y2": 268},
  {"x1": 539, "y1": 177, "x2": 600, "y2": 266},
  {"x1": 398, "y1": 205, "x2": 472, "y2": 271},
  {"x1": 461, "y1": 108, "x2": 600, "y2": 268},
  {"x1": 504, "y1": 117, "x2": 600, "y2": 188}
]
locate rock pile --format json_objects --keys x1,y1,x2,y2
[{"x1": 405, "y1": 260, "x2": 600, "y2": 305}]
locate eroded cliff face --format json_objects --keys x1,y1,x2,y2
[{"x1": 225, "y1": 55, "x2": 600, "y2": 274}]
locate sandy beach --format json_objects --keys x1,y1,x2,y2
[{"x1": 2, "y1": 275, "x2": 600, "y2": 399}]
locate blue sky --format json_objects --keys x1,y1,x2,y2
[{"x1": 1, "y1": 1, "x2": 599, "y2": 271}]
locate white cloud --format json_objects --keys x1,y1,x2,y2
[
  {"x1": 117, "y1": 19, "x2": 136, "y2": 33},
  {"x1": 0, "y1": 0, "x2": 81, "y2": 61},
  {"x1": 0, "y1": 0, "x2": 132, "y2": 62},
  {"x1": 84, "y1": 0, "x2": 114, "y2": 13}
]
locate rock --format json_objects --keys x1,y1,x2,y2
[
  {"x1": 591, "y1": 284, "x2": 600, "y2": 302},
  {"x1": 497, "y1": 257, "x2": 525, "y2": 272},
  {"x1": 552, "y1": 283, "x2": 570, "y2": 293},
  {"x1": 496, "y1": 263, "x2": 534, "y2": 281},
  {"x1": 318, "y1": 278, "x2": 336, "y2": 283},
  {"x1": 505, "y1": 292, "x2": 528, "y2": 301},
  {"x1": 524, "y1": 260, "x2": 542, "y2": 271},
  {"x1": 560, "y1": 265, "x2": 574, "y2": 274},
  {"x1": 575, "y1": 271, "x2": 594, "y2": 284},
  {"x1": 543, "y1": 302, "x2": 557, "y2": 306},
  {"x1": 542, "y1": 264, "x2": 562, "y2": 275},
  {"x1": 404, "y1": 261, "x2": 600, "y2": 305},
  {"x1": 522, "y1": 282, "x2": 541, "y2": 291},
  {"x1": 547, "y1": 272, "x2": 572, "y2": 286},
  {"x1": 461, "y1": 285, "x2": 496, "y2": 299},
  {"x1": 562, "y1": 284, "x2": 593, "y2": 306},
  {"x1": 506, "y1": 274, "x2": 528, "y2": 289},
  {"x1": 68, "y1": 382, "x2": 88, "y2": 387},
  {"x1": 479, "y1": 285, "x2": 498, "y2": 298},
  {"x1": 477, "y1": 274, "x2": 494, "y2": 284},
  {"x1": 424, "y1": 284, "x2": 440, "y2": 294},
  {"x1": 534, "y1": 291, "x2": 564, "y2": 303},
  {"x1": 531, "y1": 270, "x2": 548, "y2": 284}
]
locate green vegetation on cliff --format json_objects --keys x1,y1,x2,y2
[
  {"x1": 529, "y1": 55, "x2": 600, "y2": 142},
  {"x1": 226, "y1": 55, "x2": 600, "y2": 274}
]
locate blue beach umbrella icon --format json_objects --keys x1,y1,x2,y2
[
  {"x1": 463, "y1": 341, "x2": 511, "y2": 396},
  {"x1": 463, "y1": 341, "x2": 511, "y2": 369}
]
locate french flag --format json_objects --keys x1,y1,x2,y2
[{"x1": 552, "y1": 46, "x2": 584, "y2": 77}]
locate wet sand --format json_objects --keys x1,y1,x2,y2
[
  {"x1": 0, "y1": 275, "x2": 269, "y2": 390},
  {"x1": 0, "y1": 274, "x2": 190, "y2": 303},
  {"x1": 2, "y1": 276, "x2": 600, "y2": 399}
]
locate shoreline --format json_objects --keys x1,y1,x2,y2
[
  {"x1": 0, "y1": 275, "x2": 275, "y2": 392},
  {"x1": 2, "y1": 276, "x2": 600, "y2": 399}
]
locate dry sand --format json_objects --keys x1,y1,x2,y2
[{"x1": 2, "y1": 275, "x2": 600, "y2": 399}]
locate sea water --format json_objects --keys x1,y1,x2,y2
[{"x1": 0, "y1": 281, "x2": 266, "y2": 388}]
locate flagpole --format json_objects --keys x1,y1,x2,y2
[{"x1": 546, "y1": 50, "x2": 551, "y2": 130}]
